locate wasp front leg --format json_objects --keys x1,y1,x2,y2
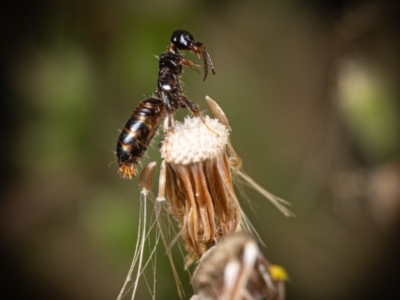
[{"x1": 180, "y1": 58, "x2": 201, "y2": 74}]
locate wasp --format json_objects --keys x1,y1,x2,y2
[{"x1": 116, "y1": 29, "x2": 216, "y2": 178}]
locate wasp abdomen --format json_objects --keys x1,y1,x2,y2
[{"x1": 117, "y1": 98, "x2": 165, "y2": 178}]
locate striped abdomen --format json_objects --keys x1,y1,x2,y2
[{"x1": 116, "y1": 98, "x2": 165, "y2": 178}]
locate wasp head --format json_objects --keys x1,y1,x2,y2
[
  {"x1": 171, "y1": 29, "x2": 216, "y2": 81},
  {"x1": 171, "y1": 29, "x2": 197, "y2": 51}
]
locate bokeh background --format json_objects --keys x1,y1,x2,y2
[{"x1": 1, "y1": 0, "x2": 400, "y2": 299}]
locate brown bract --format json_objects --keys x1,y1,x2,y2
[{"x1": 164, "y1": 152, "x2": 241, "y2": 262}]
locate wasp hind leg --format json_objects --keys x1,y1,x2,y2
[
  {"x1": 180, "y1": 96, "x2": 201, "y2": 117},
  {"x1": 180, "y1": 96, "x2": 219, "y2": 137}
]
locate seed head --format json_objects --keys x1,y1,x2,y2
[
  {"x1": 158, "y1": 115, "x2": 241, "y2": 263},
  {"x1": 160, "y1": 115, "x2": 229, "y2": 164}
]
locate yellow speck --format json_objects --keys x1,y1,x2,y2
[{"x1": 269, "y1": 265, "x2": 288, "y2": 281}]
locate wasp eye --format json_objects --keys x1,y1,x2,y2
[{"x1": 171, "y1": 29, "x2": 194, "y2": 50}]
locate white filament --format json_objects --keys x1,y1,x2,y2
[{"x1": 161, "y1": 116, "x2": 229, "y2": 165}]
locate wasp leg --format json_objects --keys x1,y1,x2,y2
[
  {"x1": 180, "y1": 96, "x2": 219, "y2": 136},
  {"x1": 180, "y1": 58, "x2": 201, "y2": 74},
  {"x1": 179, "y1": 96, "x2": 200, "y2": 116}
]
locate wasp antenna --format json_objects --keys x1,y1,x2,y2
[{"x1": 196, "y1": 42, "x2": 216, "y2": 81}]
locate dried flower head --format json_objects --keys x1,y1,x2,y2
[
  {"x1": 158, "y1": 115, "x2": 241, "y2": 263},
  {"x1": 191, "y1": 232, "x2": 287, "y2": 300},
  {"x1": 156, "y1": 97, "x2": 293, "y2": 264}
]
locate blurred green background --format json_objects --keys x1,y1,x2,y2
[{"x1": 1, "y1": 0, "x2": 400, "y2": 299}]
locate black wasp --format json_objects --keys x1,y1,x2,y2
[{"x1": 116, "y1": 29, "x2": 216, "y2": 178}]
